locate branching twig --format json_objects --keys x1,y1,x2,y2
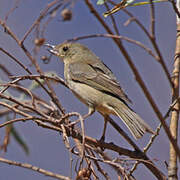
[
  {"x1": 20, "y1": 0, "x2": 59, "y2": 44},
  {"x1": 123, "y1": 9, "x2": 173, "y2": 88},
  {"x1": 84, "y1": 0, "x2": 180, "y2": 161},
  {"x1": 0, "y1": 20, "x2": 65, "y2": 114}
]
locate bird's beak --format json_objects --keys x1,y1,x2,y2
[{"x1": 44, "y1": 43, "x2": 59, "y2": 56}]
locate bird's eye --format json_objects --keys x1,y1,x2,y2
[{"x1": 63, "y1": 46, "x2": 68, "y2": 52}]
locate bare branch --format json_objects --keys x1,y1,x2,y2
[
  {"x1": 0, "y1": 157, "x2": 70, "y2": 180},
  {"x1": 168, "y1": 1, "x2": 180, "y2": 177}
]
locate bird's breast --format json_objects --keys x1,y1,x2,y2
[{"x1": 64, "y1": 64, "x2": 117, "y2": 115}]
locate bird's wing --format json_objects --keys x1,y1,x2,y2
[{"x1": 69, "y1": 61, "x2": 132, "y2": 104}]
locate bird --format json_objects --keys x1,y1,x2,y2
[{"x1": 45, "y1": 42, "x2": 155, "y2": 140}]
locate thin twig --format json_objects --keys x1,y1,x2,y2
[
  {"x1": 0, "y1": 101, "x2": 32, "y2": 118},
  {"x1": 78, "y1": 114, "x2": 85, "y2": 168},
  {"x1": 0, "y1": 83, "x2": 35, "y2": 107},
  {"x1": 0, "y1": 157, "x2": 70, "y2": 180},
  {"x1": 0, "y1": 78, "x2": 21, "y2": 94},
  {"x1": 0, "y1": 93, "x2": 50, "y2": 120},
  {"x1": 129, "y1": 123, "x2": 162, "y2": 175},
  {"x1": 86, "y1": 149, "x2": 110, "y2": 180},
  {"x1": 149, "y1": 0, "x2": 155, "y2": 37},
  {"x1": 4, "y1": 0, "x2": 21, "y2": 22},
  {"x1": 0, "y1": 47, "x2": 32, "y2": 74},
  {"x1": 10, "y1": 74, "x2": 68, "y2": 88},
  {"x1": 0, "y1": 117, "x2": 34, "y2": 128},
  {"x1": 164, "y1": 96, "x2": 180, "y2": 119},
  {"x1": 20, "y1": 0, "x2": 59, "y2": 44},
  {"x1": 169, "y1": 0, "x2": 180, "y2": 19},
  {"x1": 122, "y1": 9, "x2": 173, "y2": 88},
  {"x1": 68, "y1": 33, "x2": 159, "y2": 61},
  {"x1": 104, "y1": 2, "x2": 120, "y2": 35}
]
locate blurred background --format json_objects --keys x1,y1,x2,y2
[{"x1": 0, "y1": 0, "x2": 178, "y2": 179}]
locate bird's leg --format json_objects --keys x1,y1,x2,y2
[
  {"x1": 83, "y1": 106, "x2": 95, "y2": 119},
  {"x1": 67, "y1": 107, "x2": 95, "y2": 128},
  {"x1": 99, "y1": 114, "x2": 109, "y2": 142}
]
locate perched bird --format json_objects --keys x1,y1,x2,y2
[{"x1": 46, "y1": 42, "x2": 154, "y2": 139}]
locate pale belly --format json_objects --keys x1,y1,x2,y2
[{"x1": 67, "y1": 79, "x2": 116, "y2": 115}]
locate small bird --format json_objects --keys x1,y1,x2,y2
[{"x1": 46, "y1": 42, "x2": 154, "y2": 140}]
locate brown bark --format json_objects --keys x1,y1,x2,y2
[{"x1": 168, "y1": 22, "x2": 180, "y2": 180}]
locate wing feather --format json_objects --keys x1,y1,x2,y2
[{"x1": 69, "y1": 61, "x2": 132, "y2": 104}]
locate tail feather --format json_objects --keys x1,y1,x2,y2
[{"x1": 112, "y1": 105, "x2": 155, "y2": 139}]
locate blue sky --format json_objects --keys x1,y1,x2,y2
[{"x1": 0, "y1": 0, "x2": 177, "y2": 179}]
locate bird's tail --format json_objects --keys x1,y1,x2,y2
[{"x1": 111, "y1": 104, "x2": 155, "y2": 139}]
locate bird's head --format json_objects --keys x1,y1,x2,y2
[{"x1": 45, "y1": 42, "x2": 91, "y2": 64}]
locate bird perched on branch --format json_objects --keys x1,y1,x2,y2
[{"x1": 46, "y1": 42, "x2": 154, "y2": 140}]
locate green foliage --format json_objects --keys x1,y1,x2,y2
[
  {"x1": 28, "y1": 71, "x2": 58, "y2": 91},
  {"x1": 10, "y1": 124, "x2": 29, "y2": 155},
  {"x1": 97, "y1": 0, "x2": 105, "y2": 5},
  {"x1": 96, "y1": 0, "x2": 167, "y2": 17},
  {"x1": 0, "y1": 72, "x2": 59, "y2": 155}
]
